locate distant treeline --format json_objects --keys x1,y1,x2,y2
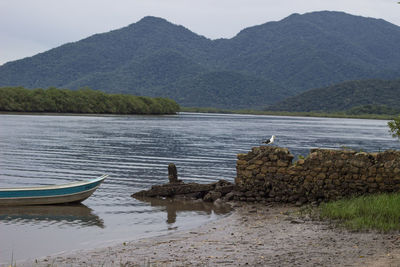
[
  {"x1": 267, "y1": 79, "x2": 400, "y2": 115},
  {"x1": 181, "y1": 106, "x2": 396, "y2": 120},
  {"x1": 0, "y1": 87, "x2": 180, "y2": 115}
]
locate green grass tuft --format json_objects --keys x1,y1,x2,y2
[{"x1": 319, "y1": 193, "x2": 400, "y2": 232}]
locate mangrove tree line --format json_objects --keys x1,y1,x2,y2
[{"x1": 0, "y1": 87, "x2": 180, "y2": 114}]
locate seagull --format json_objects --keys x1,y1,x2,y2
[{"x1": 262, "y1": 135, "x2": 275, "y2": 145}]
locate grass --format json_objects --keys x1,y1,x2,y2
[{"x1": 318, "y1": 193, "x2": 400, "y2": 232}]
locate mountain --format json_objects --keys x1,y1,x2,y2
[
  {"x1": 1, "y1": 11, "x2": 400, "y2": 109},
  {"x1": 165, "y1": 71, "x2": 285, "y2": 109},
  {"x1": 267, "y1": 79, "x2": 400, "y2": 113},
  {"x1": 215, "y1": 12, "x2": 400, "y2": 92},
  {"x1": 60, "y1": 51, "x2": 285, "y2": 109},
  {"x1": 0, "y1": 17, "x2": 212, "y2": 88}
]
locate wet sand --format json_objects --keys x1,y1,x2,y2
[{"x1": 20, "y1": 203, "x2": 400, "y2": 267}]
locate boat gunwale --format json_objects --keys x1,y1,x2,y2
[
  {"x1": 0, "y1": 185, "x2": 102, "y2": 201},
  {"x1": 0, "y1": 174, "x2": 108, "y2": 192}
]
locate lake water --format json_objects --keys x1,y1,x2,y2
[{"x1": 1, "y1": 113, "x2": 399, "y2": 263}]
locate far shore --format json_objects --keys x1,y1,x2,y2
[
  {"x1": 19, "y1": 203, "x2": 400, "y2": 267},
  {"x1": 0, "y1": 110, "x2": 395, "y2": 120},
  {"x1": 0, "y1": 111, "x2": 178, "y2": 117},
  {"x1": 181, "y1": 107, "x2": 396, "y2": 120}
]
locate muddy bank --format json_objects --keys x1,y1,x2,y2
[{"x1": 20, "y1": 203, "x2": 400, "y2": 267}]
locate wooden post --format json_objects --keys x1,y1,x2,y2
[{"x1": 168, "y1": 163, "x2": 178, "y2": 183}]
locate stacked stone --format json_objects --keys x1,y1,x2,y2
[
  {"x1": 235, "y1": 146, "x2": 294, "y2": 203},
  {"x1": 235, "y1": 146, "x2": 400, "y2": 204}
]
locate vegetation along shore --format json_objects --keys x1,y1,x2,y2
[
  {"x1": 181, "y1": 107, "x2": 399, "y2": 120},
  {"x1": 2, "y1": 86, "x2": 399, "y2": 120},
  {"x1": 0, "y1": 87, "x2": 180, "y2": 115}
]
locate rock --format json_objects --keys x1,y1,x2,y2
[
  {"x1": 136, "y1": 182, "x2": 212, "y2": 198},
  {"x1": 295, "y1": 201, "x2": 304, "y2": 207},
  {"x1": 132, "y1": 164, "x2": 235, "y2": 200},
  {"x1": 277, "y1": 160, "x2": 289, "y2": 167},
  {"x1": 203, "y1": 191, "x2": 222, "y2": 202},
  {"x1": 214, "y1": 180, "x2": 235, "y2": 195},
  {"x1": 290, "y1": 219, "x2": 305, "y2": 224},
  {"x1": 213, "y1": 198, "x2": 224, "y2": 207},
  {"x1": 296, "y1": 159, "x2": 305, "y2": 165},
  {"x1": 223, "y1": 192, "x2": 235, "y2": 201},
  {"x1": 244, "y1": 191, "x2": 254, "y2": 197},
  {"x1": 237, "y1": 159, "x2": 248, "y2": 165},
  {"x1": 135, "y1": 146, "x2": 400, "y2": 207}
]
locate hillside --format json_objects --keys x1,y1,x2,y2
[
  {"x1": 1, "y1": 11, "x2": 400, "y2": 109},
  {"x1": 217, "y1": 12, "x2": 400, "y2": 92},
  {"x1": 267, "y1": 79, "x2": 400, "y2": 114},
  {"x1": 166, "y1": 71, "x2": 285, "y2": 109}
]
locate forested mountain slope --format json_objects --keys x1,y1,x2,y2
[
  {"x1": 1, "y1": 11, "x2": 399, "y2": 109},
  {"x1": 268, "y1": 79, "x2": 400, "y2": 114}
]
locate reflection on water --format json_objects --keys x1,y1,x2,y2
[
  {"x1": 0, "y1": 204, "x2": 104, "y2": 228},
  {"x1": 1, "y1": 113, "x2": 399, "y2": 262},
  {"x1": 136, "y1": 197, "x2": 232, "y2": 224}
]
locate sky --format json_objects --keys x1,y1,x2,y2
[{"x1": 0, "y1": 0, "x2": 399, "y2": 65}]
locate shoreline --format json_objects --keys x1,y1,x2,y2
[
  {"x1": 0, "y1": 110, "x2": 394, "y2": 120},
  {"x1": 0, "y1": 111, "x2": 178, "y2": 117},
  {"x1": 18, "y1": 203, "x2": 400, "y2": 267},
  {"x1": 180, "y1": 108, "x2": 395, "y2": 120}
]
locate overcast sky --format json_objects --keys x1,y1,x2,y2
[{"x1": 0, "y1": 0, "x2": 399, "y2": 65}]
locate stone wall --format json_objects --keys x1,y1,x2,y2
[{"x1": 235, "y1": 146, "x2": 400, "y2": 204}]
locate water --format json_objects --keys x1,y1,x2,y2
[{"x1": 0, "y1": 113, "x2": 399, "y2": 263}]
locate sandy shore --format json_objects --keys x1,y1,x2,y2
[{"x1": 20, "y1": 203, "x2": 400, "y2": 267}]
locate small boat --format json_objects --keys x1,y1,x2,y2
[{"x1": 0, "y1": 175, "x2": 107, "y2": 206}]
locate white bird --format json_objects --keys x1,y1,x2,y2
[{"x1": 262, "y1": 135, "x2": 275, "y2": 145}]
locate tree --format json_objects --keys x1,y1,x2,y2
[
  {"x1": 388, "y1": 116, "x2": 400, "y2": 139},
  {"x1": 0, "y1": 86, "x2": 180, "y2": 114}
]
